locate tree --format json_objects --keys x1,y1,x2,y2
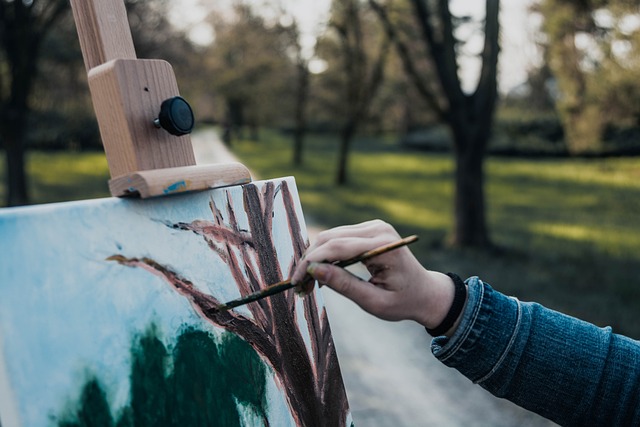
[
  {"x1": 370, "y1": 0, "x2": 500, "y2": 247},
  {"x1": 109, "y1": 180, "x2": 350, "y2": 426},
  {"x1": 29, "y1": 11, "x2": 99, "y2": 152},
  {"x1": 539, "y1": 0, "x2": 640, "y2": 155},
  {"x1": 284, "y1": 19, "x2": 312, "y2": 166},
  {"x1": 0, "y1": 0, "x2": 197, "y2": 207},
  {"x1": 204, "y1": 4, "x2": 295, "y2": 144},
  {"x1": 317, "y1": 0, "x2": 390, "y2": 185},
  {"x1": 59, "y1": 328, "x2": 269, "y2": 426},
  {"x1": 0, "y1": 0, "x2": 69, "y2": 206}
]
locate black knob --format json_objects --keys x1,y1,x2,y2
[{"x1": 154, "y1": 96, "x2": 194, "y2": 136}]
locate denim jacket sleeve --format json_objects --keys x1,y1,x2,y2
[{"x1": 431, "y1": 277, "x2": 640, "y2": 426}]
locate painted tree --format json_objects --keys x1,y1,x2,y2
[
  {"x1": 370, "y1": 0, "x2": 500, "y2": 247},
  {"x1": 110, "y1": 180, "x2": 350, "y2": 427},
  {"x1": 59, "y1": 328, "x2": 269, "y2": 426}
]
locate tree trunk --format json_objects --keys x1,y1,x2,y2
[
  {"x1": 3, "y1": 51, "x2": 36, "y2": 207},
  {"x1": 292, "y1": 124, "x2": 305, "y2": 166},
  {"x1": 0, "y1": 0, "x2": 69, "y2": 206},
  {"x1": 293, "y1": 63, "x2": 309, "y2": 166},
  {"x1": 4, "y1": 116, "x2": 29, "y2": 207},
  {"x1": 336, "y1": 121, "x2": 356, "y2": 185},
  {"x1": 541, "y1": 0, "x2": 604, "y2": 156},
  {"x1": 451, "y1": 133, "x2": 489, "y2": 247},
  {"x1": 407, "y1": 0, "x2": 499, "y2": 248}
]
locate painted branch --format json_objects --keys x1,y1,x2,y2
[
  {"x1": 106, "y1": 255, "x2": 281, "y2": 376},
  {"x1": 114, "y1": 181, "x2": 350, "y2": 426}
]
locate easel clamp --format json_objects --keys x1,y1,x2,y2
[{"x1": 71, "y1": 0, "x2": 252, "y2": 198}]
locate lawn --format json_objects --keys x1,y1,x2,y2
[
  {"x1": 232, "y1": 129, "x2": 640, "y2": 339},
  {"x1": 0, "y1": 151, "x2": 110, "y2": 205},
  {"x1": 1, "y1": 133, "x2": 639, "y2": 338}
]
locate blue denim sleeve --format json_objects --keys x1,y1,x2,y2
[{"x1": 431, "y1": 277, "x2": 640, "y2": 426}]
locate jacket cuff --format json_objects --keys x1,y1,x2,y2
[{"x1": 430, "y1": 277, "x2": 521, "y2": 384}]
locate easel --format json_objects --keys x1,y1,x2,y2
[
  {"x1": 0, "y1": 4, "x2": 354, "y2": 425},
  {"x1": 69, "y1": 0, "x2": 251, "y2": 198}
]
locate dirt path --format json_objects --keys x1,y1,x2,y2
[{"x1": 191, "y1": 129, "x2": 556, "y2": 426}]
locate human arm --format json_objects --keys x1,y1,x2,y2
[
  {"x1": 292, "y1": 220, "x2": 640, "y2": 425},
  {"x1": 291, "y1": 220, "x2": 464, "y2": 336},
  {"x1": 440, "y1": 277, "x2": 640, "y2": 426}
]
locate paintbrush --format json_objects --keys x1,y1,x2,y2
[{"x1": 213, "y1": 235, "x2": 419, "y2": 312}]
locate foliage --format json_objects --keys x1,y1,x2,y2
[
  {"x1": 0, "y1": 0, "x2": 69, "y2": 205},
  {"x1": 232, "y1": 129, "x2": 640, "y2": 339},
  {"x1": 491, "y1": 114, "x2": 566, "y2": 156},
  {"x1": 29, "y1": 10, "x2": 98, "y2": 151},
  {"x1": 202, "y1": 4, "x2": 297, "y2": 141},
  {"x1": 58, "y1": 326, "x2": 268, "y2": 426},
  {"x1": 314, "y1": 0, "x2": 390, "y2": 184},
  {"x1": 538, "y1": 0, "x2": 640, "y2": 155}
]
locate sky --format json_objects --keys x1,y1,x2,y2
[{"x1": 169, "y1": 0, "x2": 542, "y2": 94}]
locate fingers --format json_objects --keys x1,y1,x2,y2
[
  {"x1": 292, "y1": 220, "x2": 400, "y2": 285},
  {"x1": 292, "y1": 235, "x2": 395, "y2": 285},
  {"x1": 308, "y1": 220, "x2": 399, "y2": 253},
  {"x1": 306, "y1": 262, "x2": 392, "y2": 317}
]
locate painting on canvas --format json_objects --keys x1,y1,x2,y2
[{"x1": 0, "y1": 177, "x2": 352, "y2": 427}]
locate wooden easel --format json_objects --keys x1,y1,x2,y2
[
  {"x1": 0, "y1": 4, "x2": 356, "y2": 426},
  {"x1": 70, "y1": 0, "x2": 251, "y2": 198}
]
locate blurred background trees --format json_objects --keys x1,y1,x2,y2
[
  {"x1": 2, "y1": 0, "x2": 640, "y2": 246},
  {"x1": 202, "y1": 3, "x2": 295, "y2": 144},
  {"x1": 316, "y1": 0, "x2": 390, "y2": 185},
  {"x1": 0, "y1": 0, "x2": 69, "y2": 206},
  {"x1": 369, "y1": 0, "x2": 500, "y2": 247},
  {"x1": 0, "y1": 0, "x2": 196, "y2": 206},
  {"x1": 538, "y1": 0, "x2": 640, "y2": 155}
]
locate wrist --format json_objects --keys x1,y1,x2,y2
[
  {"x1": 426, "y1": 273, "x2": 467, "y2": 337},
  {"x1": 414, "y1": 271, "x2": 455, "y2": 328},
  {"x1": 416, "y1": 271, "x2": 467, "y2": 337}
]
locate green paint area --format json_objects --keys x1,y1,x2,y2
[{"x1": 58, "y1": 326, "x2": 268, "y2": 426}]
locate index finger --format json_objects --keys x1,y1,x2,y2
[{"x1": 291, "y1": 235, "x2": 398, "y2": 285}]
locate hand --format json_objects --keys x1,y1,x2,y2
[{"x1": 292, "y1": 220, "x2": 459, "y2": 332}]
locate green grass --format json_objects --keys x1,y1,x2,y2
[
  {"x1": 0, "y1": 151, "x2": 110, "y2": 206},
  {"x1": 233, "y1": 130, "x2": 640, "y2": 339},
  {"x1": 2, "y1": 138, "x2": 640, "y2": 338}
]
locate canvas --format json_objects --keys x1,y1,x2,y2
[{"x1": 0, "y1": 177, "x2": 352, "y2": 427}]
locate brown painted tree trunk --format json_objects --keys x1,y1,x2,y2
[{"x1": 112, "y1": 181, "x2": 350, "y2": 426}]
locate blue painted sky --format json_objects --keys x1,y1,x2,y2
[{"x1": 0, "y1": 179, "x2": 309, "y2": 427}]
